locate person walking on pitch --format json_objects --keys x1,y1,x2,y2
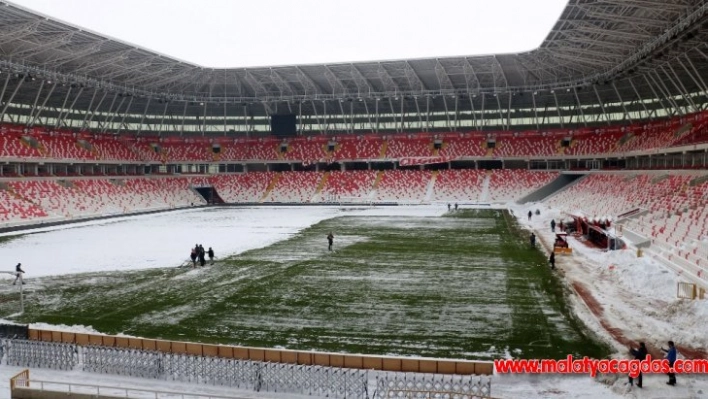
[
  {"x1": 327, "y1": 232, "x2": 334, "y2": 251},
  {"x1": 13, "y1": 263, "x2": 25, "y2": 285}
]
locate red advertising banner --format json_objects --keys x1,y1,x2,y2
[{"x1": 398, "y1": 156, "x2": 457, "y2": 166}]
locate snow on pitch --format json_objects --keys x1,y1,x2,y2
[
  {"x1": 0, "y1": 206, "x2": 446, "y2": 278},
  {"x1": 0, "y1": 204, "x2": 707, "y2": 398}
]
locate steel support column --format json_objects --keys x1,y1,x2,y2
[
  {"x1": 442, "y1": 95, "x2": 451, "y2": 131},
  {"x1": 425, "y1": 96, "x2": 431, "y2": 132},
  {"x1": 202, "y1": 102, "x2": 208, "y2": 135},
  {"x1": 592, "y1": 85, "x2": 611, "y2": 125},
  {"x1": 677, "y1": 57, "x2": 708, "y2": 106},
  {"x1": 627, "y1": 78, "x2": 652, "y2": 120},
  {"x1": 1, "y1": 77, "x2": 26, "y2": 123},
  {"x1": 413, "y1": 97, "x2": 423, "y2": 131},
  {"x1": 531, "y1": 93, "x2": 539, "y2": 130},
  {"x1": 0, "y1": 74, "x2": 12, "y2": 115},
  {"x1": 180, "y1": 101, "x2": 188, "y2": 135},
  {"x1": 612, "y1": 82, "x2": 632, "y2": 123},
  {"x1": 103, "y1": 94, "x2": 126, "y2": 133},
  {"x1": 26, "y1": 80, "x2": 45, "y2": 125},
  {"x1": 136, "y1": 98, "x2": 152, "y2": 135},
  {"x1": 116, "y1": 95, "x2": 135, "y2": 134},
  {"x1": 647, "y1": 72, "x2": 681, "y2": 115},
  {"x1": 158, "y1": 101, "x2": 169, "y2": 135},
  {"x1": 642, "y1": 74, "x2": 674, "y2": 117},
  {"x1": 572, "y1": 88, "x2": 587, "y2": 127},
  {"x1": 455, "y1": 96, "x2": 461, "y2": 130},
  {"x1": 683, "y1": 55, "x2": 708, "y2": 95},
  {"x1": 552, "y1": 91, "x2": 563, "y2": 128},
  {"x1": 363, "y1": 100, "x2": 374, "y2": 132},
  {"x1": 468, "y1": 94, "x2": 478, "y2": 131},
  {"x1": 399, "y1": 96, "x2": 404, "y2": 133},
  {"x1": 662, "y1": 64, "x2": 698, "y2": 112},
  {"x1": 54, "y1": 86, "x2": 73, "y2": 128},
  {"x1": 29, "y1": 82, "x2": 57, "y2": 127},
  {"x1": 80, "y1": 88, "x2": 101, "y2": 129},
  {"x1": 480, "y1": 94, "x2": 486, "y2": 128}
]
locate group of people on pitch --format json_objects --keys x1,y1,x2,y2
[
  {"x1": 628, "y1": 340, "x2": 678, "y2": 388},
  {"x1": 190, "y1": 244, "x2": 215, "y2": 267}
]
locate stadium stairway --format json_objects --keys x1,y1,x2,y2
[
  {"x1": 517, "y1": 173, "x2": 586, "y2": 204},
  {"x1": 311, "y1": 172, "x2": 330, "y2": 202},
  {"x1": 424, "y1": 170, "x2": 439, "y2": 203},
  {"x1": 259, "y1": 174, "x2": 280, "y2": 202},
  {"x1": 479, "y1": 173, "x2": 490, "y2": 202}
]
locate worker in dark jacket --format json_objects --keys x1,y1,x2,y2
[
  {"x1": 327, "y1": 232, "x2": 334, "y2": 251},
  {"x1": 13, "y1": 263, "x2": 25, "y2": 285},
  {"x1": 207, "y1": 247, "x2": 215, "y2": 265},
  {"x1": 551, "y1": 219, "x2": 556, "y2": 232},
  {"x1": 629, "y1": 342, "x2": 647, "y2": 387},
  {"x1": 549, "y1": 252, "x2": 555, "y2": 270}
]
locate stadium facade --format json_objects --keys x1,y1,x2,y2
[
  {"x1": 0, "y1": 0, "x2": 706, "y2": 135},
  {"x1": 1, "y1": 2, "x2": 708, "y2": 397}
]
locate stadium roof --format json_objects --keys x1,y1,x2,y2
[{"x1": 0, "y1": 0, "x2": 706, "y2": 129}]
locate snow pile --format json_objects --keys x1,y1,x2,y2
[{"x1": 28, "y1": 323, "x2": 104, "y2": 335}]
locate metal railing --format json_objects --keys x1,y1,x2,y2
[{"x1": 11, "y1": 372, "x2": 252, "y2": 399}]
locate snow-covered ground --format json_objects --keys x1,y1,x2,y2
[
  {"x1": 0, "y1": 206, "x2": 348, "y2": 278},
  {"x1": 0, "y1": 204, "x2": 706, "y2": 398},
  {"x1": 505, "y1": 201, "x2": 708, "y2": 398},
  {"x1": 0, "y1": 205, "x2": 449, "y2": 278}
]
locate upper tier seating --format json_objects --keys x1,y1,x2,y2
[
  {"x1": 437, "y1": 136, "x2": 487, "y2": 158},
  {"x1": 220, "y1": 141, "x2": 279, "y2": 161},
  {"x1": 130, "y1": 142, "x2": 165, "y2": 162},
  {"x1": 565, "y1": 133, "x2": 622, "y2": 156},
  {"x1": 0, "y1": 131, "x2": 45, "y2": 158},
  {"x1": 161, "y1": 143, "x2": 213, "y2": 162},
  {"x1": 1, "y1": 111, "x2": 706, "y2": 163},
  {"x1": 281, "y1": 141, "x2": 327, "y2": 162},
  {"x1": 385, "y1": 137, "x2": 434, "y2": 159},
  {"x1": 494, "y1": 137, "x2": 557, "y2": 158},
  {"x1": 39, "y1": 135, "x2": 97, "y2": 160},
  {"x1": 91, "y1": 137, "x2": 141, "y2": 161},
  {"x1": 332, "y1": 138, "x2": 383, "y2": 160}
]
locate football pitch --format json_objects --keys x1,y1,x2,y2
[{"x1": 15, "y1": 208, "x2": 610, "y2": 361}]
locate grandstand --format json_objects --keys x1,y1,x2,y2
[{"x1": 1, "y1": 0, "x2": 708, "y2": 397}]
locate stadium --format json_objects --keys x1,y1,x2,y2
[{"x1": 0, "y1": 0, "x2": 706, "y2": 397}]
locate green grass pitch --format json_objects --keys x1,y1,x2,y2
[{"x1": 13, "y1": 209, "x2": 610, "y2": 360}]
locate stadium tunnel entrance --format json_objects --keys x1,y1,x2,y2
[{"x1": 193, "y1": 186, "x2": 224, "y2": 204}]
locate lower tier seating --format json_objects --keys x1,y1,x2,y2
[
  {"x1": 546, "y1": 172, "x2": 708, "y2": 284},
  {"x1": 487, "y1": 170, "x2": 557, "y2": 202}
]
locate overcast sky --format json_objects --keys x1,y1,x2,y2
[{"x1": 10, "y1": 0, "x2": 568, "y2": 68}]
